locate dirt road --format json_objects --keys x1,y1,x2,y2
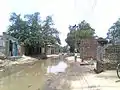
[{"x1": 0, "y1": 55, "x2": 120, "y2": 90}]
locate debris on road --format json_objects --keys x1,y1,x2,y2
[
  {"x1": 0, "y1": 55, "x2": 38, "y2": 71},
  {"x1": 0, "y1": 52, "x2": 6, "y2": 60}
]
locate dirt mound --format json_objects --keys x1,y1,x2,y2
[{"x1": 0, "y1": 52, "x2": 6, "y2": 60}]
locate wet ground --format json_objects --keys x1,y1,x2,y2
[
  {"x1": 44, "y1": 61, "x2": 95, "y2": 90},
  {"x1": 0, "y1": 55, "x2": 66, "y2": 90},
  {"x1": 0, "y1": 55, "x2": 120, "y2": 90}
]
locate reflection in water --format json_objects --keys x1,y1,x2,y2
[
  {"x1": 47, "y1": 61, "x2": 67, "y2": 74},
  {"x1": 0, "y1": 56, "x2": 63, "y2": 90}
]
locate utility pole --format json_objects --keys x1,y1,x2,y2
[
  {"x1": 72, "y1": 24, "x2": 78, "y2": 62},
  {"x1": 73, "y1": 24, "x2": 78, "y2": 52}
]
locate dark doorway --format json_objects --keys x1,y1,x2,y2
[{"x1": 9, "y1": 40, "x2": 13, "y2": 56}]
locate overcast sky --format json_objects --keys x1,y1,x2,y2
[{"x1": 0, "y1": 0, "x2": 120, "y2": 46}]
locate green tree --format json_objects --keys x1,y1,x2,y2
[
  {"x1": 65, "y1": 32, "x2": 75, "y2": 52},
  {"x1": 107, "y1": 18, "x2": 120, "y2": 44},
  {"x1": 42, "y1": 16, "x2": 61, "y2": 45},
  {"x1": 24, "y1": 12, "x2": 43, "y2": 47},
  {"x1": 62, "y1": 45, "x2": 69, "y2": 53},
  {"x1": 66, "y1": 20, "x2": 95, "y2": 52},
  {"x1": 7, "y1": 12, "x2": 61, "y2": 55},
  {"x1": 8, "y1": 13, "x2": 29, "y2": 43}
]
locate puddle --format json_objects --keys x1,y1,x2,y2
[
  {"x1": 47, "y1": 61, "x2": 67, "y2": 74},
  {"x1": 0, "y1": 55, "x2": 66, "y2": 90}
]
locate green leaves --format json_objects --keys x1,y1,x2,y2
[
  {"x1": 107, "y1": 18, "x2": 120, "y2": 44},
  {"x1": 7, "y1": 12, "x2": 61, "y2": 47},
  {"x1": 66, "y1": 20, "x2": 95, "y2": 52}
]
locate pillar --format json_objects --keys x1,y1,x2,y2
[
  {"x1": 5, "y1": 40, "x2": 9, "y2": 56},
  {"x1": 42, "y1": 48, "x2": 45, "y2": 54}
]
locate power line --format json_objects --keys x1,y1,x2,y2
[
  {"x1": 91, "y1": 0, "x2": 97, "y2": 13},
  {"x1": 73, "y1": 0, "x2": 97, "y2": 12},
  {"x1": 73, "y1": 0, "x2": 97, "y2": 17}
]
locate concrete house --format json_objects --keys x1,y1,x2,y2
[
  {"x1": 46, "y1": 45, "x2": 55, "y2": 55},
  {"x1": 0, "y1": 32, "x2": 21, "y2": 57},
  {"x1": 46, "y1": 44, "x2": 60, "y2": 55}
]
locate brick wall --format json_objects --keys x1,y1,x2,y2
[
  {"x1": 103, "y1": 45, "x2": 120, "y2": 70},
  {"x1": 79, "y1": 38, "x2": 98, "y2": 60},
  {"x1": 104, "y1": 45, "x2": 120, "y2": 62}
]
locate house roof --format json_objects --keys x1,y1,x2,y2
[{"x1": 3, "y1": 32, "x2": 18, "y2": 43}]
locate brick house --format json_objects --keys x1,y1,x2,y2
[{"x1": 79, "y1": 38, "x2": 98, "y2": 60}]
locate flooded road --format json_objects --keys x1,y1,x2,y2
[
  {"x1": 0, "y1": 55, "x2": 66, "y2": 90},
  {"x1": 1, "y1": 55, "x2": 120, "y2": 90}
]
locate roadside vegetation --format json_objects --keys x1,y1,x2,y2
[{"x1": 65, "y1": 20, "x2": 95, "y2": 52}]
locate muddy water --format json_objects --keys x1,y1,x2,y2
[{"x1": 0, "y1": 56, "x2": 65, "y2": 90}]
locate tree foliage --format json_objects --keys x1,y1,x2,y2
[
  {"x1": 62, "y1": 45, "x2": 69, "y2": 53},
  {"x1": 107, "y1": 18, "x2": 120, "y2": 44},
  {"x1": 7, "y1": 12, "x2": 61, "y2": 48},
  {"x1": 66, "y1": 20, "x2": 95, "y2": 52}
]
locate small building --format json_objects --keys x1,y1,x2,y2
[
  {"x1": 46, "y1": 44, "x2": 60, "y2": 55},
  {"x1": 46, "y1": 45, "x2": 56, "y2": 55},
  {"x1": 0, "y1": 32, "x2": 21, "y2": 57}
]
